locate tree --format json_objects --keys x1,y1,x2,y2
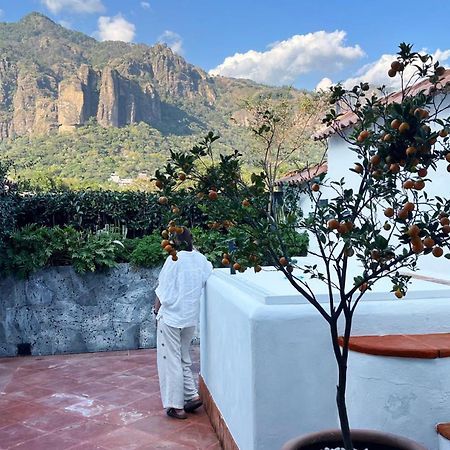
[{"x1": 155, "y1": 44, "x2": 450, "y2": 449}]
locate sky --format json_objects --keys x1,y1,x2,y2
[{"x1": 1, "y1": 0, "x2": 450, "y2": 91}]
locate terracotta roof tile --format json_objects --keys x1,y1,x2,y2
[{"x1": 274, "y1": 162, "x2": 328, "y2": 186}]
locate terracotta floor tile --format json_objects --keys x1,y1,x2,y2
[
  {"x1": 0, "y1": 423, "x2": 45, "y2": 448},
  {"x1": 12, "y1": 431, "x2": 78, "y2": 449},
  {"x1": 93, "y1": 426, "x2": 161, "y2": 450},
  {"x1": 22, "y1": 408, "x2": 85, "y2": 432},
  {"x1": 96, "y1": 388, "x2": 151, "y2": 406},
  {"x1": 57, "y1": 420, "x2": 117, "y2": 442},
  {"x1": 0, "y1": 349, "x2": 216, "y2": 449},
  {"x1": 164, "y1": 423, "x2": 220, "y2": 449}
]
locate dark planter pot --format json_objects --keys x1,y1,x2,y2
[{"x1": 282, "y1": 429, "x2": 427, "y2": 450}]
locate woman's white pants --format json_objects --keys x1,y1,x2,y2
[{"x1": 157, "y1": 317, "x2": 198, "y2": 409}]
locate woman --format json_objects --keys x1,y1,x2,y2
[{"x1": 153, "y1": 227, "x2": 213, "y2": 419}]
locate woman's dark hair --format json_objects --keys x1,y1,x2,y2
[{"x1": 174, "y1": 227, "x2": 193, "y2": 251}]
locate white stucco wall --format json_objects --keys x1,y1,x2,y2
[
  {"x1": 201, "y1": 267, "x2": 450, "y2": 450},
  {"x1": 322, "y1": 95, "x2": 450, "y2": 277}
]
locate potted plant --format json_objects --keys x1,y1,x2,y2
[{"x1": 154, "y1": 44, "x2": 449, "y2": 450}]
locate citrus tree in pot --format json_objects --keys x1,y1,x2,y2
[{"x1": 154, "y1": 44, "x2": 450, "y2": 450}]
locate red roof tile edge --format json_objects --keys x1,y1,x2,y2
[
  {"x1": 437, "y1": 423, "x2": 450, "y2": 440},
  {"x1": 274, "y1": 162, "x2": 328, "y2": 186}
]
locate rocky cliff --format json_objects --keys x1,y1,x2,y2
[{"x1": 0, "y1": 13, "x2": 218, "y2": 138}]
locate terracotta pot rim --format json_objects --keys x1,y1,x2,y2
[{"x1": 282, "y1": 428, "x2": 427, "y2": 450}]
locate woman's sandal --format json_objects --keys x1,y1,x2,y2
[
  {"x1": 166, "y1": 408, "x2": 188, "y2": 419},
  {"x1": 184, "y1": 397, "x2": 203, "y2": 413}
]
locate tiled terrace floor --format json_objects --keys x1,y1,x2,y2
[{"x1": 0, "y1": 347, "x2": 220, "y2": 450}]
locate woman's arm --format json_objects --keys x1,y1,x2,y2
[{"x1": 153, "y1": 295, "x2": 161, "y2": 315}]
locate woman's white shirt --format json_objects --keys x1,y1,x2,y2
[{"x1": 155, "y1": 250, "x2": 213, "y2": 328}]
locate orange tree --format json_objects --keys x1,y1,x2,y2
[{"x1": 154, "y1": 44, "x2": 450, "y2": 449}]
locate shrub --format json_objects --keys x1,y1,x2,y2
[{"x1": 130, "y1": 232, "x2": 166, "y2": 268}]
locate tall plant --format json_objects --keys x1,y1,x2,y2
[{"x1": 155, "y1": 45, "x2": 450, "y2": 449}]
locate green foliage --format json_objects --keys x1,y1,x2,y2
[
  {"x1": 70, "y1": 232, "x2": 122, "y2": 274},
  {"x1": 129, "y1": 233, "x2": 166, "y2": 268},
  {"x1": 0, "y1": 160, "x2": 19, "y2": 246},
  {"x1": 0, "y1": 225, "x2": 53, "y2": 278},
  {"x1": 191, "y1": 228, "x2": 230, "y2": 267},
  {"x1": 15, "y1": 190, "x2": 162, "y2": 237}
]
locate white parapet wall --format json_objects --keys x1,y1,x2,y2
[{"x1": 201, "y1": 265, "x2": 450, "y2": 450}]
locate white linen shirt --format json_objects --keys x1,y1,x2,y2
[{"x1": 155, "y1": 250, "x2": 213, "y2": 328}]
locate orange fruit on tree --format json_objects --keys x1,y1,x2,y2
[
  {"x1": 170, "y1": 249, "x2": 177, "y2": 256},
  {"x1": 404, "y1": 202, "x2": 415, "y2": 212},
  {"x1": 439, "y1": 129, "x2": 448, "y2": 138},
  {"x1": 164, "y1": 244, "x2": 173, "y2": 253},
  {"x1": 161, "y1": 239, "x2": 170, "y2": 248},
  {"x1": 222, "y1": 258, "x2": 230, "y2": 266},
  {"x1": 423, "y1": 237, "x2": 435, "y2": 248},
  {"x1": 388, "y1": 68, "x2": 397, "y2": 78},
  {"x1": 357, "y1": 130, "x2": 370, "y2": 142},
  {"x1": 398, "y1": 122, "x2": 410, "y2": 134},
  {"x1": 442, "y1": 225, "x2": 450, "y2": 235},
  {"x1": 394, "y1": 289, "x2": 403, "y2": 299},
  {"x1": 161, "y1": 230, "x2": 169, "y2": 239},
  {"x1": 327, "y1": 219, "x2": 340, "y2": 230},
  {"x1": 447, "y1": 164, "x2": 450, "y2": 173},
  {"x1": 397, "y1": 209, "x2": 409, "y2": 220},
  {"x1": 389, "y1": 163, "x2": 400, "y2": 173},
  {"x1": 391, "y1": 61, "x2": 403, "y2": 71},
  {"x1": 175, "y1": 226, "x2": 184, "y2": 234},
  {"x1": 417, "y1": 168, "x2": 427, "y2": 177},
  {"x1": 384, "y1": 207, "x2": 395, "y2": 218},
  {"x1": 403, "y1": 179, "x2": 414, "y2": 189},
  {"x1": 178, "y1": 172, "x2": 186, "y2": 181},
  {"x1": 391, "y1": 118, "x2": 401, "y2": 130},
  {"x1": 411, "y1": 240, "x2": 424, "y2": 254},
  {"x1": 208, "y1": 190, "x2": 218, "y2": 201},
  {"x1": 445, "y1": 153, "x2": 450, "y2": 163},
  {"x1": 359, "y1": 282, "x2": 369, "y2": 292},
  {"x1": 279, "y1": 257, "x2": 288, "y2": 266},
  {"x1": 370, "y1": 154, "x2": 381, "y2": 165},
  {"x1": 168, "y1": 226, "x2": 176, "y2": 233},
  {"x1": 158, "y1": 196, "x2": 168, "y2": 205},
  {"x1": 254, "y1": 265, "x2": 262, "y2": 273},
  {"x1": 414, "y1": 180, "x2": 425, "y2": 190},
  {"x1": 432, "y1": 246, "x2": 444, "y2": 257},
  {"x1": 383, "y1": 133, "x2": 393, "y2": 142},
  {"x1": 172, "y1": 206, "x2": 180, "y2": 214},
  {"x1": 172, "y1": 254, "x2": 178, "y2": 261},
  {"x1": 155, "y1": 180, "x2": 164, "y2": 189},
  {"x1": 440, "y1": 217, "x2": 450, "y2": 226},
  {"x1": 436, "y1": 66, "x2": 446, "y2": 77},
  {"x1": 408, "y1": 224, "x2": 420, "y2": 237},
  {"x1": 354, "y1": 163, "x2": 364, "y2": 174},
  {"x1": 311, "y1": 183, "x2": 320, "y2": 192},
  {"x1": 233, "y1": 262, "x2": 241, "y2": 271},
  {"x1": 406, "y1": 146, "x2": 417, "y2": 156},
  {"x1": 242, "y1": 198, "x2": 251, "y2": 207}
]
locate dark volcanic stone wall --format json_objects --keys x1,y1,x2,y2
[{"x1": 0, "y1": 264, "x2": 160, "y2": 357}]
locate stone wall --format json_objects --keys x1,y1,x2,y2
[{"x1": 0, "y1": 264, "x2": 160, "y2": 357}]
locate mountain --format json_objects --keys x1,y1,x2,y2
[{"x1": 0, "y1": 13, "x2": 323, "y2": 187}]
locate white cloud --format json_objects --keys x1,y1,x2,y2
[
  {"x1": 41, "y1": 0, "x2": 105, "y2": 14},
  {"x1": 339, "y1": 48, "x2": 450, "y2": 91},
  {"x1": 315, "y1": 77, "x2": 333, "y2": 92},
  {"x1": 158, "y1": 30, "x2": 183, "y2": 55},
  {"x1": 58, "y1": 19, "x2": 72, "y2": 29},
  {"x1": 96, "y1": 14, "x2": 136, "y2": 43},
  {"x1": 209, "y1": 30, "x2": 365, "y2": 85},
  {"x1": 140, "y1": 1, "x2": 150, "y2": 9}
]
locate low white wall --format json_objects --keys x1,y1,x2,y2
[
  {"x1": 201, "y1": 268, "x2": 450, "y2": 450},
  {"x1": 347, "y1": 351, "x2": 450, "y2": 450}
]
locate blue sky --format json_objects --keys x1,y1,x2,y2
[{"x1": 1, "y1": 0, "x2": 449, "y2": 90}]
